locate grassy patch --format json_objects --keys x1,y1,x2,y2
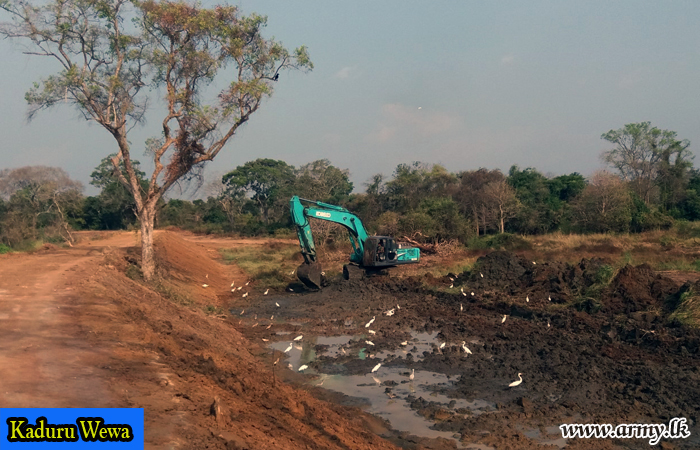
[
  {"x1": 668, "y1": 289, "x2": 700, "y2": 328},
  {"x1": 152, "y1": 280, "x2": 194, "y2": 306},
  {"x1": 0, "y1": 243, "x2": 12, "y2": 254},
  {"x1": 220, "y1": 243, "x2": 300, "y2": 289}
]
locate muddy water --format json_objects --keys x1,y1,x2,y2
[{"x1": 271, "y1": 333, "x2": 496, "y2": 449}]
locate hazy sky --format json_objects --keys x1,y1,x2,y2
[{"x1": 1, "y1": 0, "x2": 699, "y2": 196}]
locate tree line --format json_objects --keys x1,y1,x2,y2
[{"x1": 1, "y1": 122, "x2": 698, "y2": 251}]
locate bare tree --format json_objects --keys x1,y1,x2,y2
[
  {"x1": 571, "y1": 171, "x2": 632, "y2": 233},
  {"x1": 1, "y1": 0, "x2": 312, "y2": 279},
  {"x1": 483, "y1": 179, "x2": 520, "y2": 233}
]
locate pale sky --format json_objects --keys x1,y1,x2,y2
[{"x1": 1, "y1": 0, "x2": 699, "y2": 196}]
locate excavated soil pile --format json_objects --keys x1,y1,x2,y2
[
  {"x1": 604, "y1": 264, "x2": 679, "y2": 314},
  {"x1": 457, "y1": 251, "x2": 609, "y2": 302}
]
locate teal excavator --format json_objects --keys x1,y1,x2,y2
[{"x1": 290, "y1": 195, "x2": 420, "y2": 289}]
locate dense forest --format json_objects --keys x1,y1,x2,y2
[{"x1": 1, "y1": 122, "x2": 699, "y2": 251}]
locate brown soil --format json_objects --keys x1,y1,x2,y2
[{"x1": 3, "y1": 231, "x2": 700, "y2": 450}]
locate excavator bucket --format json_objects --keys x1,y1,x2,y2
[{"x1": 297, "y1": 262, "x2": 322, "y2": 290}]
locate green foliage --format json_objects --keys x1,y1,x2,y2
[
  {"x1": 125, "y1": 264, "x2": 143, "y2": 280},
  {"x1": 667, "y1": 288, "x2": 700, "y2": 328},
  {"x1": 0, "y1": 243, "x2": 11, "y2": 254},
  {"x1": 593, "y1": 264, "x2": 614, "y2": 285}
]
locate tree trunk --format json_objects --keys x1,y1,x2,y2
[{"x1": 139, "y1": 207, "x2": 156, "y2": 281}]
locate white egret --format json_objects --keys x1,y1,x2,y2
[
  {"x1": 368, "y1": 329, "x2": 376, "y2": 334},
  {"x1": 400, "y1": 341, "x2": 408, "y2": 346},
  {"x1": 509, "y1": 373, "x2": 523, "y2": 387},
  {"x1": 365, "y1": 316, "x2": 376, "y2": 328},
  {"x1": 372, "y1": 376, "x2": 381, "y2": 385},
  {"x1": 471, "y1": 292, "x2": 475, "y2": 296},
  {"x1": 298, "y1": 364, "x2": 308, "y2": 372},
  {"x1": 239, "y1": 310, "x2": 245, "y2": 315},
  {"x1": 264, "y1": 289, "x2": 269, "y2": 295},
  {"x1": 449, "y1": 277, "x2": 454, "y2": 282},
  {"x1": 230, "y1": 281, "x2": 235, "y2": 287},
  {"x1": 288, "y1": 363, "x2": 293, "y2": 369},
  {"x1": 289, "y1": 269, "x2": 295, "y2": 275},
  {"x1": 284, "y1": 343, "x2": 293, "y2": 353},
  {"x1": 409, "y1": 369, "x2": 415, "y2": 381},
  {"x1": 526, "y1": 295, "x2": 529, "y2": 302},
  {"x1": 270, "y1": 315, "x2": 274, "y2": 320},
  {"x1": 202, "y1": 284, "x2": 209, "y2": 288},
  {"x1": 366, "y1": 340, "x2": 375, "y2": 346},
  {"x1": 252, "y1": 323, "x2": 258, "y2": 327},
  {"x1": 439, "y1": 342, "x2": 446, "y2": 349},
  {"x1": 276, "y1": 302, "x2": 280, "y2": 307},
  {"x1": 501, "y1": 315, "x2": 507, "y2": 323},
  {"x1": 548, "y1": 295, "x2": 552, "y2": 301},
  {"x1": 533, "y1": 261, "x2": 536, "y2": 265},
  {"x1": 460, "y1": 287, "x2": 464, "y2": 293},
  {"x1": 242, "y1": 292, "x2": 248, "y2": 298},
  {"x1": 265, "y1": 324, "x2": 272, "y2": 330},
  {"x1": 205, "y1": 274, "x2": 209, "y2": 279},
  {"x1": 385, "y1": 309, "x2": 395, "y2": 316},
  {"x1": 397, "y1": 304, "x2": 401, "y2": 310},
  {"x1": 547, "y1": 321, "x2": 551, "y2": 328},
  {"x1": 460, "y1": 303, "x2": 463, "y2": 312},
  {"x1": 237, "y1": 286, "x2": 242, "y2": 291},
  {"x1": 461, "y1": 341, "x2": 472, "y2": 354},
  {"x1": 449, "y1": 283, "x2": 453, "y2": 288},
  {"x1": 480, "y1": 272, "x2": 484, "y2": 278},
  {"x1": 371, "y1": 363, "x2": 381, "y2": 373},
  {"x1": 462, "y1": 292, "x2": 467, "y2": 297},
  {"x1": 245, "y1": 281, "x2": 250, "y2": 286},
  {"x1": 262, "y1": 338, "x2": 269, "y2": 342},
  {"x1": 294, "y1": 335, "x2": 303, "y2": 341}
]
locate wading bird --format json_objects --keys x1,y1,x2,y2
[
  {"x1": 298, "y1": 365, "x2": 308, "y2": 372},
  {"x1": 366, "y1": 340, "x2": 375, "y2": 346},
  {"x1": 245, "y1": 281, "x2": 250, "y2": 286},
  {"x1": 371, "y1": 363, "x2": 382, "y2": 373},
  {"x1": 460, "y1": 303, "x2": 463, "y2": 312},
  {"x1": 502, "y1": 315, "x2": 507, "y2": 323},
  {"x1": 240, "y1": 310, "x2": 245, "y2": 315},
  {"x1": 400, "y1": 341, "x2": 408, "y2": 346},
  {"x1": 284, "y1": 343, "x2": 293, "y2": 353},
  {"x1": 202, "y1": 284, "x2": 209, "y2": 288},
  {"x1": 276, "y1": 302, "x2": 280, "y2": 307},
  {"x1": 368, "y1": 329, "x2": 376, "y2": 334},
  {"x1": 509, "y1": 373, "x2": 523, "y2": 387},
  {"x1": 294, "y1": 335, "x2": 303, "y2": 341},
  {"x1": 461, "y1": 341, "x2": 472, "y2": 354},
  {"x1": 385, "y1": 309, "x2": 395, "y2": 316},
  {"x1": 439, "y1": 342, "x2": 446, "y2": 349},
  {"x1": 409, "y1": 369, "x2": 415, "y2": 381},
  {"x1": 264, "y1": 289, "x2": 269, "y2": 295},
  {"x1": 526, "y1": 295, "x2": 529, "y2": 302},
  {"x1": 365, "y1": 316, "x2": 376, "y2": 328},
  {"x1": 480, "y1": 273, "x2": 483, "y2": 278},
  {"x1": 242, "y1": 292, "x2": 248, "y2": 298},
  {"x1": 230, "y1": 281, "x2": 235, "y2": 287},
  {"x1": 372, "y1": 376, "x2": 381, "y2": 385}
]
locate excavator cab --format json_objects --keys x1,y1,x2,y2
[{"x1": 363, "y1": 236, "x2": 400, "y2": 268}]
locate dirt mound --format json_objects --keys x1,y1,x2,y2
[
  {"x1": 604, "y1": 264, "x2": 679, "y2": 314},
  {"x1": 462, "y1": 251, "x2": 531, "y2": 292},
  {"x1": 153, "y1": 231, "x2": 246, "y2": 307},
  {"x1": 458, "y1": 251, "x2": 609, "y2": 303}
]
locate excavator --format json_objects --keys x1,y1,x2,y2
[{"x1": 290, "y1": 195, "x2": 420, "y2": 289}]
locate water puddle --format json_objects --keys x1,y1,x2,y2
[{"x1": 269, "y1": 332, "x2": 496, "y2": 449}]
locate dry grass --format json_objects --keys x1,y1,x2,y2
[{"x1": 220, "y1": 242, "x2": 302, "y2": 289}]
